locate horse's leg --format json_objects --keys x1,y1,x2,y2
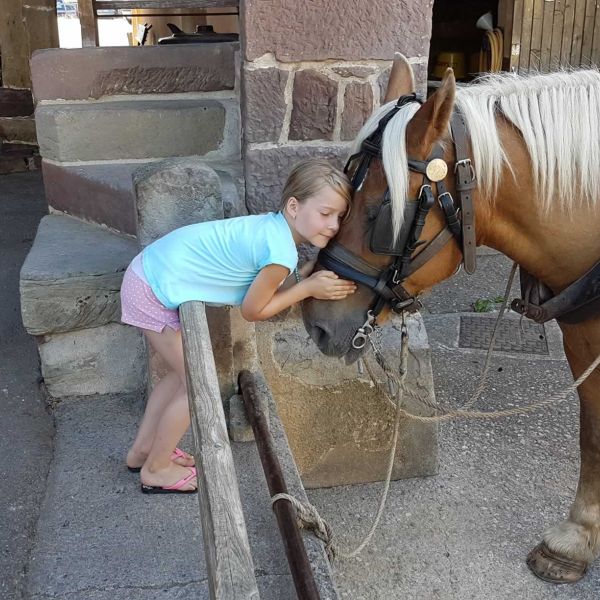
[{"x1": 527, "y1": 320, "x2": 600, "y2": 583}]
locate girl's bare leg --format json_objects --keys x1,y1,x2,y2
[
  {"x1": 137, "y1": 327, "x2": 197, "y2": 491},
  {"x1": 126, "y1": 370, "x2": 188, "y2": 469}
]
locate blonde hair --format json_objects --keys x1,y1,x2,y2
[{"x1": 280, "y1": 158, "x2": 352, "y2": 215}]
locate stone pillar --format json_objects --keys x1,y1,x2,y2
[
  {"x1": 0, "y1": 0, "x2": 58, "y2": 172},
  {"x1": 239, "y1": 2, "x2": 437, "y2": 487},
  {"x1": 240, "y1": 0, "x2": 433, "y2": 213}
]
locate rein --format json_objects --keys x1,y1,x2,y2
[{"x1": 318, "y1": 94, "x2": 478, "y2": 349}]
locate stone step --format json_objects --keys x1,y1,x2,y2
[
  {"x1": 0, "y1": 87, "x2": 34, "y2": 117},
  {"x1": 20, "y1": 213, "x2": 145, "y2": 398},
  {"x1": 20, "y1": 213, "x2": 138, "y2": 336},
  {"x1": 0, "y1": 116, "x2": 37, "y2": 144},
  {"x1": 31, "y1": 44, "x2": 237, "y2": 102},
  {"x1": 35, "y1": 97, "x2": 239, "y2": 162},
  {"x1": 42, "y1": 158, "x2": 244, "y2": 236}
]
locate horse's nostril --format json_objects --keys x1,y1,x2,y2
[{"x1": 312, "y1": 324, "x2": 330, "y2": 346}]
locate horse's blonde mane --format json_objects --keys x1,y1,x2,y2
[{"x1": 352, "y1": 69, "x2": 600, "y2": 240}]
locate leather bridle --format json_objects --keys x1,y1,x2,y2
[{"x1": 317, "y1": 93, "x2": 478, "y2": 349}]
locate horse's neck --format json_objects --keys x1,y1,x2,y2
[{"x1": 476, "y1": 169, "x2": 600, "y2": 293}]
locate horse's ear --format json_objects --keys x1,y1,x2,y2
[
  {"x1": 406, "y1": 68, "x2": 456, "y2": 155},
  {"x1": 383, "y1": 53, "x2": 415, "y2": 103}
]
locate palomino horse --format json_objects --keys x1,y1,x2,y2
[{"x1": 302, "y1": 55, "x2": 600, "y2": 583}]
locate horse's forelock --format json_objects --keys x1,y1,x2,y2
[{"x1": 350, "y1": 101, "x2": 421, "y2": 242}]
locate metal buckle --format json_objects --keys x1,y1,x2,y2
[
  {"x1": 352, "y1": 310, "x2": 376, "y2": 349},
  {"x1": 392, "y1": 269, "x2": 402, "y2": 285},
  {"x1": 454, "y1": 158, "x2": 476, "y2": 182}
]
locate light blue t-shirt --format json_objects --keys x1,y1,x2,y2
[{"x1": 142, "y1": 212, "x2": 298, "y2": 309}]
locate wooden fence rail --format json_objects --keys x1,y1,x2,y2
[{"x1": 180, "y1": 301, "x2": 259, "y2": 600}]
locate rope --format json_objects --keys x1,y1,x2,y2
[
  {"x1": 269, "y1": 263, "x2": 600, "y2": 560},
  {"x1": 271, "y1": 330, "x2": 409, "y2": 562}
]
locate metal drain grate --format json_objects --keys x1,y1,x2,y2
[{"x1": 459, "y1": 316, "x2": 549, "y2": 354}]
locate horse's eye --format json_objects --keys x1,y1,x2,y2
[{"x1": 365, "y1": 204, "x2": 379, "y2": 224}]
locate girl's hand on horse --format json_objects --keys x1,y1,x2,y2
[{"x1": 303, "y1": 270, "x2": 356, "y2": 300}]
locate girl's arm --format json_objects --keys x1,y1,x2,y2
[{"x1": 241, "y1": 264, "x2": 355, "y2": 322}]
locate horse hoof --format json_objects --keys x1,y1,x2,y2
[{"x1": 526, "y1": 541, "x2": 588, "y2": 584}]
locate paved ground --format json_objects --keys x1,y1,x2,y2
[
  {"x1": 0, "y1": 172, "x2": 53, "y2": 600},
  {"x1": 3, "y1": 171, "x2": 599, "y2": 598}
]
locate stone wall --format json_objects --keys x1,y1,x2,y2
[
  {"x1": 32, "y1": 43, "x2": 241, "y2": 235},
  {"x1": 240, "y1": 0, "x2": 433, "y2": 213},
  {"x1": 0, "y1": 0, "x2": 58, "y2": 173}
]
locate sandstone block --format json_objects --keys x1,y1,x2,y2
[
  {"x1": 38, "y1": 322, "x2": 146, "y2": 398},
  {"x1": 0, "y1": 117, "x2": 36, "y2": 143},
  {"x1": 256, "y1": 310, "x2": 438, "y2": 488},
  {"x1": 242, "y1": 66, "x2": 289, "y2": 143},
  {"x1": 31, "y1": 44, "x2": 237, "y2": 101},
  {"x1": 244, "y1": 144, "x2": 350, "y2": 214},
  {"x1": 42, "y1": 161, "x2": 137, "y2": 235},
  {"x1": 36, "y1": 99, "x2": 229, "y2": 162},
  {"x1": 243, "y1": 0, "x2": 433, "y2": 62},
  {"x1": 20, "y1": 214, "x2": 138, "y2": 336},
  {"x1": 341, "y1": 81, "x2": 374, "y2": 141},
  {"x1": 289, "y1": 70, "x2": 337, "y2": 141},
  {"x1": 133, "y1": 159, "x2": 225, "y2": 247}
]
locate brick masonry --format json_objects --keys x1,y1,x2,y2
[{"x1": 31, "y1": 44, "x2": 237, "y2": 101}]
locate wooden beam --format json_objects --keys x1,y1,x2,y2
[
  {"x1": 78, "y1": 0, "x2": 98, "y2": 47},
  {"x1": 179, "y1": 301, "x2": 259, "y2": 600},
  {"x1": 95, "y1": 0, "x2": 239, "y2": 9}
]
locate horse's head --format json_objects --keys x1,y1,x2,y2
[{"x1": 302, "y1": 55, "x2": 465, "y2": 363}]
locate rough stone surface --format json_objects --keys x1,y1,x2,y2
[
  {"x1": 256, "y1": 309, "x2": 438, "y2": 488},
  {"x1": 42, "y1": 160, "x2": 137, "y2": 235},
  {"x1": 245, "y1": 144, "x2": 350, "y2": 214},
  {"x1": 37, "y1": 322, "x2": 146, "y2": 397},
  {"x1": 331, "y1": 65, "x2": 378, "y2": 78},
  {"x1": 20, "y1": 214, "x2": 138, "y2": 336},
  {"x1": 0, "y1": 116, "x2": 36, "y2": 143},
  {"x1": 225, "y1": 393, "x2": 255, "y2": 442},
  {"x1": 0, "y1": 87, "x2": 34, "y2": 117},
  {"x1": 289, "y1": 70, "x2": 337, "y2": 141},
  {"x1": 134, "y1": 159, "x2": 224, "y2": 247},
  {"x1": 242, "y1": 66, "x2": 289, "y2": 143},
  {"x1": 36, "y1": 99, "x2": 229, "y2": 162},
  {"x1": 243, "y1": 0, "x2": 434, "y2": 62},
  {"x1": 341, "y1": 81, "x2": 374, "y2": 141},
  {"x1": 31, "y1": 44, "x2": 237, "y2": 101}
]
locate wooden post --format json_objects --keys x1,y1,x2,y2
[
  {"x1": 78, "y1": 0, "x2": 98, "y2": 47},
  {"x1": 179, "y1": 301, "x2": 260, "y2": 600}
]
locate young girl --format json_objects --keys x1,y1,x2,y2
[{"x1": 120, "y1": 158, "x2": 355, "y2": 494}]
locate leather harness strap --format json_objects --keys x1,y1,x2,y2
[{"x1": 451, "y1": 111, "x2": 477, "y2": 274}]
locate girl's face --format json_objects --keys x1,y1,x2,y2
[{"x1": 286, "y1": 186, "x2": 348, "y2": 248}]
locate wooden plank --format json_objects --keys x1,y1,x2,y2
[
  {"x1": 570, "y1": 0, "x2": 587, "y2": 65},
  {"x1": 529, "y1": 0, "x2": 545, "y2": 71},
  {"x1": 78, "y1": 0, "x2": 98, "y2": 47},
  {"x1": 550, "y1": 0, "x2": 565, "y2": 69},
  {"x1": 591, "y1": 0, "x2": 600, "y2": 65},
  {"x1": 94, "y1": 0, "x2": 239, "y2": 9},
  {"x1": 579, "y1": 0, "x2": 596, "y2": 66},
  {"x1": 499, "y1": 0, "x2": 515, "y2": 65},
  {"x1": 561, "y1": 0, "x2": 576, "y2": 65},
  {"x1": 540, "y1": 0, "x2": 556, "y2": 72},
  {"x1": 179, "y1": 301, "x2": 260, "y2": 600},
  {"x1": 519, "y1": 0, "x2": 534, "y2": 71},
  {"x1": 511, "y1": 0, "x2": 526, "y2": 71}
]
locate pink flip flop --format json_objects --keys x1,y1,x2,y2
[
  {"x1": 141, "y1": 467, "x2": 198, "y2": 495},
  {"x1": 127, "y1": 447, "x2": 195, "y2": 473}
]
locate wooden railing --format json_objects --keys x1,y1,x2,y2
[{"x1": 179, "y1": 301, "x2": 259, "y2": 600}]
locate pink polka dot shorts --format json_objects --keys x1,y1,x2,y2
[{"x1": 120, "y1": 262, "x2": 181, "y2": 333}]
